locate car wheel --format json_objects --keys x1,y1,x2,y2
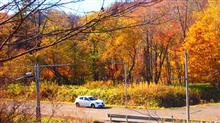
[
  {"x1": 76, "y1": 102, "x2": 80, "y2": 107},
  {"x1": 91, "y1": 104, "x2": 95, "y2": 108}
]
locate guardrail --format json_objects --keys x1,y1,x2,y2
[{"x1": 107, "y1": 114, "x2": 217, "y2": 123}]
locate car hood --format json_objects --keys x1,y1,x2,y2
[{"x1": 91, "y1": 100, "x2": 104, "y2": 103}]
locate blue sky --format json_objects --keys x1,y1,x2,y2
[
  {"x1": 0, "y1": 0, "x2": 118, "y2": 15},
  {"x1": 57, "y1": 0, "x2": 117, "y2": 15}
]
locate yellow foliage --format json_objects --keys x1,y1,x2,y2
[
  {"x1": 84, "y1": 80, "x2": 114, "y2": 89},
  {"x1": 185, "y1": 2, "x2": 220, "y2": 83}
]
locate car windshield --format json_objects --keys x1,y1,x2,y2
[{"x1": 88, "y1": 97, "x2": 97, "y2": 101}]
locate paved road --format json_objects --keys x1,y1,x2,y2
[{"x1": 2, "y1": 101, "x2": 220, "y2": 122}]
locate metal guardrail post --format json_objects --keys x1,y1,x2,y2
[
  {"x1": 172, "y1": 116, "x2": 174, "y2": 123},
  {"x1": 110, "y1": 114, "x2": 112, "y2": 123},
  {"x1": 126, "y1": 115, "x2": 128, "y2": 123}
]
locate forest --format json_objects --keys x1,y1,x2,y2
[
  {"x1": 0, "y1": 0, "x2": 220, "y2": 122},
  {"x1": 1, "y1": 0, "x2": 219, "y2": 86},
  {"x1": 0, "y1": 0, "x2": 220, "y2": 108}
]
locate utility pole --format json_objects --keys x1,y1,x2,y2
[
  {"x1": 35, "y1": 64, "x2": 41, "y2": 123},
  {"x1": 34, "y1": 64, "x2": 74, "y2": 123},
  {"x1": 36, "y1": 1, "x2": 41, "y2": 122},
  {"x1": 184, "y1": 49, "x2": 190, "y2": 123}
]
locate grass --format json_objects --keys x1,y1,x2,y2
[
  {"x1": 12, "y1": 115, "x2": 101, "y2": 123},
  {"x1": 1, "y1": 81, "x2": 220, "y2": 108}
]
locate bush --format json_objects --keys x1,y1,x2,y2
[
  {"x1": 58, "y1": 82, "x2": 201, "y2": 108},
  {"x1": 41, "y1": 81, "x2": 59, "y2": 99},
  {"x1": 126, "y1": 83, "x2": 200, "y2": 107},
  {"x1": 84, "y1": 80, "x2": 114, "y2": 89},
  {"x1": 7, "y1": 83, "x2": 23, "y2": 96},
  {"x1": 3, "y1": 81, "x2": 220, "y2": 108},
  {"x1": 189, "y1": 83, "x2": 220, "y2": 102}
]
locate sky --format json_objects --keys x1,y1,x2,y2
[
  {"x1": 0, "y1": 0, "x2": 118, "y2": 15},
  {"x1": 54, "y1": 0, "x2": 118, "y2": 15}
]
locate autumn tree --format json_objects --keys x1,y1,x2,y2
[
  {"x1": 0, "y1": 0, "x2": 163, "y2": 63},
  {"x1": 170, "y1": 0, "x2": 209, "y2": 84},
  {"x1": 27, "y1": 10, "x2": 90, "y2": 84},
  {"x1": 185, "y1": 0, "x2": 220, "y2": 84},
  {"x1": 101, "y1": 18, "x2": 142, "y2": 82}
]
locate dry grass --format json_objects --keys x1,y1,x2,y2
[{"x1": 2, "y1": 81, "x2": 219, "y2": 108}]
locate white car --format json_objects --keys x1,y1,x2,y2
[{"x1": 74, "y1": 96, "x2": 105, "y2": 108}]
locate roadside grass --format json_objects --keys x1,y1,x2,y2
[
  {"x1": 13, "y1": 115, "x2": 68, "y2": 123},
  {"x1": 1, "y1": 81, "x2": 220, "y2": 109},
  {"x1": 13, "y1": 115, "x2": 102, "y2": 123}
]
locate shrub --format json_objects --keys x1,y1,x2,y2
[
  {"x1": 7, "y1": 83, "x2": 23, "y2": 96},
  {"x1": 3, "y1": 81, "x2": 219, "y2": 108},
  {"x1": 84, "y1": 80, "x2": 114, "y2": 89},
  {"x1": 189, "y1": 83, "x2": 220, "y2": 102},
  {"x1": 41, "y1": 81, "x2": 59, "y2": 99}
]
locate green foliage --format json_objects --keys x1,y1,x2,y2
[{"x1": 189, "y1": 83, "x2": 220, "y2": 103}]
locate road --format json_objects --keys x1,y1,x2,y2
[{"x1": 2, "y1": 101, "x2": 220, "y2": 122}]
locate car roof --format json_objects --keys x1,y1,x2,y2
[{"x1": 78, "y1": 96, "x2": 94, "y2": 98}]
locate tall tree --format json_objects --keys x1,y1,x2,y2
[
  {"x1": 0, "y1": 0, "x2": 163, "y2": 63},
  {"x1": 185, "y1": 0, "x2": 220, "y2": 84}
]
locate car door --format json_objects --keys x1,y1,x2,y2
[
  {"x1": 84, "y1": 97, "x2": 91, "y2": 107},
  {"x1": 78, "y1": 97, "x2": 84, "y2": 106}
]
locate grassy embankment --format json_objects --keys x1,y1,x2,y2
[
  {"x1": 1, "y1": 114, "x2": 100, "y2": 123},
  {"x1": 1, "y1": 81, "x2": 220, "y2": 108}
]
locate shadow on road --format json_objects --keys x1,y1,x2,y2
[
  {"x1": 98, "y1": 106, "x2": 112, "y2": 109},
  {"x1": 90, "y1": 106, "x2": 112, "y2": 110},
  {"x1": 75, "y1": 106, "x2": 112, "y2": 109}
]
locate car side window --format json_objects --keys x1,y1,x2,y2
[
  {"x1": 84, "y1": 97, "x2": 89, "y2": 101},
  {"x1": 79, "y1": 97, "x2": 83, "y2": 100}
]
